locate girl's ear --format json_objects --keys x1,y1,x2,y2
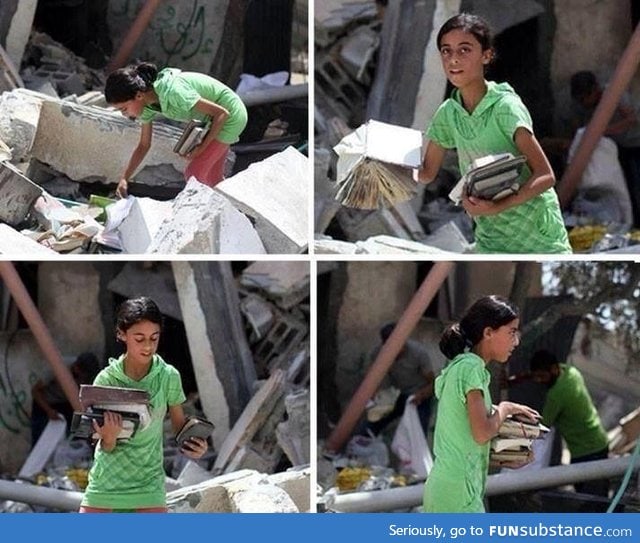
[
  {"x1": 116, "y1": 329, "x2": 126, "y2": 342},
  {"x1": 482, "y1": 49, "x2": 494, "y2": 65},
  {"x1": 482, "y1": 326, "x2": 494, "y2": 340}
]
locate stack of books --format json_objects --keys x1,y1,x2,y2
[
  {"x1": 175, "y1": 416, "x2": 215, "y2": 447},
  {"x1": 173, "y1": 120, "x2": 208, "y2": 156},
  {"x1": 71, "y1": 385, "x2": 151, "y2": 442},
  {"x1": 490, "y1": 415, "x2": 549, "y2": 465},
  {"x1": 334, "y1": 120, "x2": 422, "y2": 209},
  {"x1": 449, "y1": 153, "x2": 527, "y2": 205}
]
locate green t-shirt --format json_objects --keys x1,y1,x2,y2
[
  {"x1": 81, "y1": 354, "x2": 186, "y2": 509},
  {"x1": 423, "y1": 352, "x2": 491, "y2": 513},
  {"x1": 542, "y1": 364, "x2": 609, "y2": 459},
  {"x1": 139, "y1": 68, "x2": 248, "y2": 144},
  {"x1": 427, "y1": 81, "x2": 572, "y2": 254}
]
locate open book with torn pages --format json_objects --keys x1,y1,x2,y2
[
  {"x1": 449, "y1": 153, "x2": 528, "y2": 205},
  {"x1": 71, "y1": 385, "x2": 152, "y2": 442},
  {"x1": 334, "y1": 119, "x2": 422, "y2": 209},
  {"x1": 490, "y1": 415, "x2": 549, "y2": 465}
]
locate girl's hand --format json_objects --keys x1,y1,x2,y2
[
  {"x1": 181, "y1": 437, "x2": 208, "y2": 459},
  {"x1": 462, "y1": 194, "x2": 502, "y2": 216},
  {"x1": 185, "y1": 142, "x2": 206, "y2": 160},
  {"x1": 499, "y1": 401, "x2": 540, "y2": 423},
  {"x1": 92, "y1": 411, "x2": 123, "y2": 451},
  {"x1": 116, "y1": 178, "x2": 129, "y2": 199}
]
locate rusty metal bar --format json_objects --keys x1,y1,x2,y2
[
  {"x1": 107, "y1": 0, "x2": 162, "y2": 73},
  {"x1": 0, "y1": 262, "x2": 80, "y2": 411},
  {"x1": 325, "y1": 261, "x2": 455, "y2": 452},
  {"x1": 558, "y1": 22, "x2": 640, "y2": 207}
]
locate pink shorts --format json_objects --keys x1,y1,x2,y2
[{"x1": 183, "y1": 139, "x2": 230, "y2": 188}]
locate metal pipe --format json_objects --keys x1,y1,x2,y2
[
  {"x1": 0, "y1": 262, "x2": 80, "y2": 410},
  {"x1": 106, "y1": 0, "x2": 162, "y2": 73},
  {"x1": 558, "y1": 22, "x2": 640, "y2": 207},
  {"x1": 239, "y1": 83, "x2": 308, "y2": 107},
  {"x1": 325, "y1": 262, "x2": 455, "y2": 452},
  {"x1": 0, "y1": 480, "x2": 82, "y2": 511},
  {"x1": 327, "y1": 456, "x2": 639, "y2": 512}
]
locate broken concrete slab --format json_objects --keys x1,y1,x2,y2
[
  {"x1": 0, "y1": 89, "x2": 43, "y2": 161},
  {"x1": 356, "y1": 235, "x2": 458, "y2": 254},
  {"x1": 240, "y1": 261, "x2": 310, "y2": 309},
  {"x1": 267, "y1": 467, "x2": 311, "y2": 512},
  {"x1": 215, "y1": 147, "x2": 308, "y2": 254},
  {"x1": 313, "y1": 237, "x2": 359, "y2": 254},
  {"x1": 0, "y1": 224, "x2": 57, "y2": 255},
  {"x1": 231, "y1": 484, "x2": 299, "y2": 513},
  {"x1": 276, "y1": 390, "x2": 310, "y2": 466},
  {"x1": 117, "y1": 197, "x2": 172, "y2": 254},
  {"x1": 176, "y1": 460, "x2": 215, "y2": 488},
  {"x1": 240, "y1": 295, "x2": 275, "y2": 342},
  {"x1": 148, "y1": 179, "x2": 266, "y2": 254},
  {"x1": 0, "y1": 161, "x2": 43, "y2": 225},
  {"x1": 0, "y1": 43, "x2": 23, "y2": 92}
]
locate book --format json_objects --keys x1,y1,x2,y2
[
  {"x1": 449, "y1": 153, "x2": 527, "y2": 204},
  {"x1": 79, "y1": 384, "x2": 149, "y2": 409},
  {"x1": 70, "y1": 409, "x2": 141, "y2": 441},
  {"x1": 173, "y1": 120, "x2": 208, "y2": 156},
  {"x1": 175, "y1": 416, "x2": 215, "y2": 446}
]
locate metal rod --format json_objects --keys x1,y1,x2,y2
[
  {"x1": 325, "y1": 262, "x2": 455, "y2": 452},
  {"x1": 558, "y1": 22, "x2": 640, "y2": 207},
  {"x1": 0, "y1": 480, "x2": 82, "y2": 510},
  {"x1": 0, "y1": 262, "x2": 80, "y2": 410},
  {"x1": 106, "y1": 0, "x2": 162, "y2": 73},
  {"x1": 327, "y1": 456, "x2": 639, "y2": 512}
]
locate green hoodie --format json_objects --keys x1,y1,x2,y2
[
  {"x1": 423, "y1": 352, "x2": 491, "y2": 512},
  {"x1": 427, "y1": 81, "x2": 572, "y2": 254},
  {"x1": 81, "y1": 354, "x2": 186, "y2": 510}
]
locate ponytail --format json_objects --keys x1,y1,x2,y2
[{"x1": 105, "y1": 62, "x2": 159, "y2": 104}]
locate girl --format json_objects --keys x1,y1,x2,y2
[
  {"x1": 423, "y1": 295, "x2": 539, "y2": 513},
  {"x1": 105, "y1": 62, "x2": 248, "y2": 195},
  {"x1": 79, "y1": 297, "x2": 207, "y2": 513},
  {"x1": 416, "y1": 14, "x2": 572, "y2": 254}
]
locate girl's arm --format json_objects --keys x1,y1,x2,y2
[
  {"x1": 462, "y1": 127, "x2": 555, "y2": 216},
  {"x1": 92, "y1": 411, "x2": 123, "y2": 452},
  {"x1": 415, "y1": 140, "x2": 446, "y2": 183},
  {"x1": 466, "y1": 390, "x2": 539, "y2": 445},
  {"x1": 116, "y1": 122, "x2": 153, "y2": 198},
  {"x1": 186, "y1": 98, "x2": 231, "y2": 159},
  {"x1": 168, "y1": 404, "x2": 208, "y2": 459}
]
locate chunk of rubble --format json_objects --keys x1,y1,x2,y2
[
  {"x1": 117, "y1": 197, "x2": 172, "y2": 254},
  {"x1": 0, "y1": 161, "x2": 43, "y2": 225},
  {"x1": 240, "y1": 261, "x2": 310, "y2": 309},
  {"x1": 0, "y1": 224, "x2": 57, "y2": 255},
  {"x1": 148, "y1": 178, "x2": 266, "y2": 254},
  {"x1": 0, "y1": 89, "x2": 43, "y2": 161},
  {"x1": 215, "y1": 146, "x2": 308, "y2": 253}
]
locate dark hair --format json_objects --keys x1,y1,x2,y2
[
  {"x1": 530, "y1": 349, "x2": 559, "y2": 372},
  {"x1": 105, "y1": 62, "x2": 158, "y2": 104},
  {"x1": 116, "y1": 296, "x2": 162, "y2": 332},
  {"x1": 439, "y1": 295, "x2": 518, "y2": 359},
  {"x1": 437, "y1": 13, "x2": 494, "y2": 52},
  {"x1": 380, "y1": 322, "x2": 396, "y2": 341},
  {"x1": 72, "y1": 352, "x2": 101, "y2": 384},
  {"x1": 570, "y1": 70, "x2": 598, "y2": 101}
]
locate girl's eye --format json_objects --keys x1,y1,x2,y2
[
  {"x1": 440, "y1": 48, "x2": 451, "y2": 56},
  {"x1": 460, "y1": 47, "x2": 471, "y2": 54}
]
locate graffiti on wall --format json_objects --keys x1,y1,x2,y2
[
  {"x1": 0, "y1": 364, "x2": 32, "y2": 435},
  {"x1": 111, "y1": 0, "x2": 217, "y2": 67}
]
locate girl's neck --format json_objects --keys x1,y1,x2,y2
[
  {"x1": 472, "y1": 344, "x2": 491, "y2": 365},
  {"x1": 143, "y1": 89, "x2": 159, "y2": 106},
  {"x1": 124, "y1": 354, "x2": 152, "y2": 381},
  {"x1": 458, "y1": 78, "x2": 488, "y2": 114}
]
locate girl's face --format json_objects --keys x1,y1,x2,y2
[
  {"x1": 118, "y1": 319, "x2": 161, "y2": 366},
  {"x1": 112, "y1": 92, "x2": 146, "y2": 120},
  {"x1": 484, "y1": 318, "x2": 520, "y2": 363},
  {"x1": 439, "y1": 29, "x2": 492, "y2": 88}
]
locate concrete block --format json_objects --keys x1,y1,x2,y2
[
  {"x1": 268, "y1": 467, "x2": 311, "y2": 512},
  {"x1": 117, "y1": 197, "x2": 172, "y2": 254},
  {"x1": 0, "y1": 161, "x2": 43, "y2": 225},
  {"x1": 0, "y1": 89, "x2": 44, "y2": 161},
  {"x1": 356, "y1": 235, "x2": 456, "y2": 254},
  {"x1": 148, "y1": 179, "x2": 266, "y2": 255},
  {"x1": 231, "y1": 484, "x2": 299, "y2": 513},
  {"x1": 0, "y1": 224, "x2": 57, "y2": 255},
  {"x1": 215, "y1": 147, "x2": 309, "y2": 253},
  {"x1": 313, "y1": 237, "x2": 359, "y2": 254},
  {"x1": 176, "y1": 460, "x2": 215, "y2": 488}
]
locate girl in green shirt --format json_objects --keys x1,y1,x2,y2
[
  {"x1": 423, "y1": 295, "x2": 538, "y2": 512},
  {"x1": 105, "y1": 62, "x2": 248, "y2": 196},
  {"x1": 79, "y1": 297, "x2": 208, "y2": 512},
  {"x1": 415, "y1": 14, "x2": 571, "y2": 254}
]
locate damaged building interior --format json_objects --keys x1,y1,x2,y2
[
  {"x1": 317, "y1": 261, "x2": 640, "y2": 513},
  {"x1": 315, "y1": 0, "x2": 640, "y2": 255},
  {"x1": 0, "y1": 260, "x2": 310, "y2": 512},
  {"x1": 0, "y1": 0, "x2": 309, "y2": 254}
]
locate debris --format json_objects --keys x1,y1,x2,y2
[
  {"x1": 215, "y1": 146, "x2": 308, "y2": 253},
  {"x1": 240, "y1": 261, "x2": 310, "y2": 309},
  {"x1": 0, "y1": 43, "x2": 23, "y2": 91},
  {"x1": 276, "y1": 390, "x2": 310, "y2": 465},
  {"x1": 148, "y1": 179, "x2": 266, "y2": 254},
  {"x1": 240, "y1": 295, "x2": 275, "y2": 342},
  {"x1": 117, "y1": 197, "x2": 172, "y2": 254},
  {"x1": 0, "y1": 224, "x2": 57, "y2": 254},
  {"x1": 0, "y1": 161, "x2": 43, "y2": 225},
  {"x1": 18, "y1": 419, "x2": 66, "y2": 479}
]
